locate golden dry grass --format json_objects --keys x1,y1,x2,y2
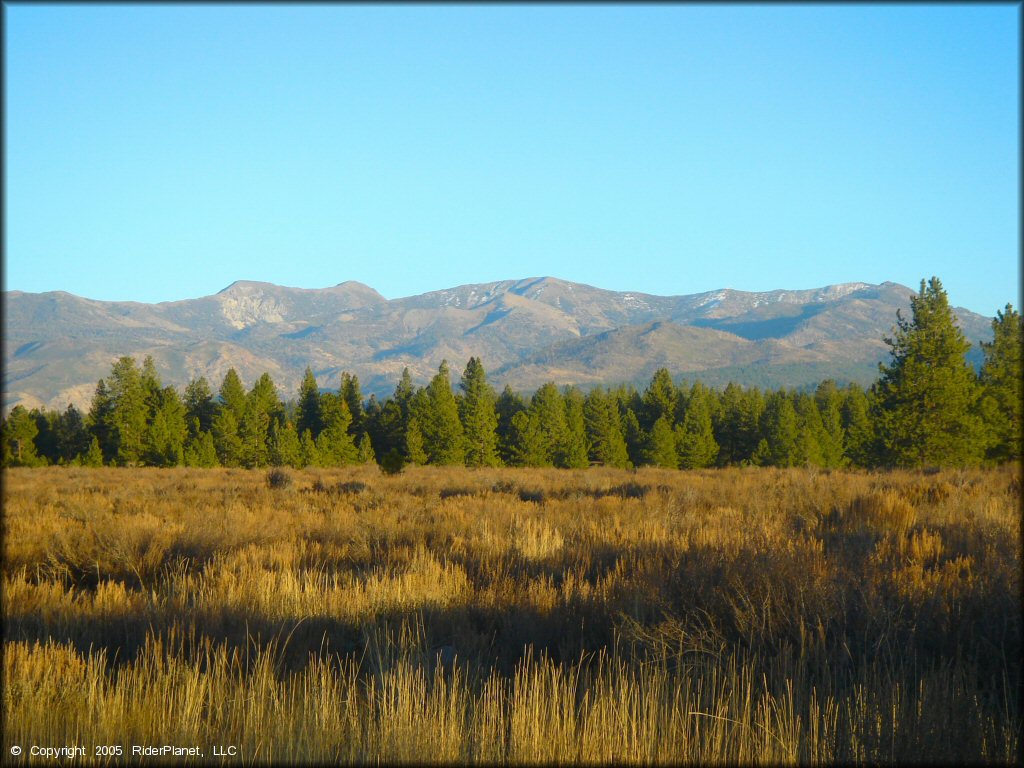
[{"x1": 2, "y1": 464, "x2": 1020, "y2": 764}]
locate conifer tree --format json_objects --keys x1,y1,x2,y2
[
  {"x1": 841, "y1": 384, "x2": 875, "y2": 467},
  {"x1": 584, "y1": 388, "x2": 630, "y2": 468},
  {"x1": 87, "y1": 379, "x2": 115, "y2": 462},
  {"x1": 814, "y1": 380, "x2": 846, "y2": 468},
  {"x1": 641, "y1": 368, "x2": 678, "y2": 430},
  {"x1": 54, "y1": 404, "x2": 91, "y2": 464},
  {"x1": 872, "y1": 277, "x2": 985, "y2": 467},
  {"x1": 676, "y1": 382, "x2": 719, "y2": 469},
  {"x1": 315, "y1": 393, "x2": 358, "y2": 466},
  {"x1": 394, "y1": 368, "x2": 416, "y2": 421},
  {"x1": 368, "y1": 397, "x2": 406, "y2": 463},
  {"x1": 218, "y1": 368, "x2": 247, "y2": 423},
  {"x1": 793, "y1": 392, "x2": 826, "y2": 467},
  {"x1": 106, "y1": 356, "x2": 148, "y2": 465},
  {"x1": 296, "y1": 367, "x2": 324, "y2": 439},
  {"x1": 184, "y1": 430, "x2": 219, "y2": 467},
  {"x1": 357, "y1": 433, "x2": 376, "y2": 464},
  {"x1": 269, "y1": 420, "x2": 303, "y2": 467},
  {"x1": 405, "y1": 416, "x2": 428, "y2": 465},
  {"x1": 645, "y1": 416, "x2": 679, "y2": 468},
  {"x1": 758, "y1": 391, "x2": 799, "y2": 467},
  {"x1": 340, "y1": 372, "x2": 365, "y2": 441},
  {"x1": 144, "y1": 386, "x2": 188, "y2": 466},
  {"x1": 184, "y1": 377, "x2": 217, "y2": 438},
  {"x1": 714, "y1": 383, "x2": 765, "y2": 466},
  {"x1": 2, "y1": 405, "x2": 44, "y2": 466},
  {"x1": 495, "y1": 385, "x2": 527, "y2": 465},
  {"x1": 561, "y1": 387, "x2": 590, "y2": 469},
  {"x1": 531, "y1": 383, "x2": 569, "y2": 467},
  {"x1": 300, "y1": 429, "x2": 321, "y2": 467},
  {"x1": 239, "y1": 374, "x2": 282, "y2": 468},
  {"x1": 415, "y1": 361, "x2": 465, "y2": 465},
  {"x1": 979, "y1": 304, "x2": 1022, "y2": 462},
  {"x1": 459, "y1": 357, "x2": 500, "y2": 467},
  {"x1": 212, "y1": 409, "x2": 243, "y2": 467},
  {"x1": 622, "y1": 409, "x2": 647, "y2": 467},
  {"x1": 32, "y1": 410, "x2": 60, "y2": 465},
  {"x1": 509, "y1": 410, "x2": 547, "y2": 467},
  {"x1": 82, "y1": 436, "x2": 104, "y2": 467}
]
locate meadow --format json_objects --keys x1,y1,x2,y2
[{"x1": 2, "y1": 464, "x2": 1020, "y2": 764}]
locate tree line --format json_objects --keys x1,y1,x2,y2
[{"x1": 3, "y1": 278, "x2": 1020, "y2": 470}]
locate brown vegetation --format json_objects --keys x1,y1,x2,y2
[{"x1": 3, "y1": 465, "x2": 1020, "y2": 763}]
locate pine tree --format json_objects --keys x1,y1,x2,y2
[
  {"x1": 237, "y1": 373, "x2": 285, "y2": 468},
  {"x1": 54, "y1": 404, "x2": 91, "y2": 464},
  {"x1": 531, "y1": 383, "x2": 569, "y2": 467},
  {"x1": 32, "y1": 410, "x2": 60, "y2": 465},
  {"x1": 872, "y1": 277, "x2": 986, "y2": 467},
  {"x1": 106, "y1": 356, "x2": 148, "y2": 465},
  {"x1": 82, "y1": 436, "x2": 104, "y2": 467},
  {"x1": 212, "y1": 409, "x2": 243, "y2": 467},
  {"x1": 509, "y1": 410, "x2": 548, "y2": 467},
  {"x1": 368, "y1": 397, "x2": 406, "y2": 463},
  {"x1": 641, "y1": 368, "x2": 678, "y2": 430},
  {"x1": 495, "y1": 385, "x2": 527, "y2": 465},
  {"x1": 676, "y1": 382, "x2": 719, "y2": 469},
  {"x1": 414, "y1": 361, "x2": 465, "y2": 465},
  {"x1": 793, "y1": 392, "x2": 826, "y2": 468},
  {"x1": 759, "y1": 391, "x2": 798, "y2": 467},
  {"x1": 141, "y1": 356, "x2": 162, "y2": 416},
  {"x1": 561, "y1": 387, "x2": 590, "y2": 469},
  {"x1": 144, "y1": 386, "x2": 188, "y2": 466},
  {"x1": 2, "y1": 405, "x2": 44, "y2": 466},
  {"x1": 218, "y1": 368, "x2": 248, "y2": 422},
  {"x1": 300, "y1": 429, "x2": 321, "y2": 467},
  {"x1": 841, "y1": 384, "x2": 876, "y2": 467},
  {"x1": 340, "y1": 373, "x2": 366, "y2": 442},
  {"x1": 184, "y1": 430, "x2": 219, "y2": 467},
  {"x1": 315, "y1": 393, "x2": 358, "y2": 466},
  {"x1": 394, "y1": 368, "x2": 416, "y2": 421},
  {"x1": 622, "y1": 409, "x2": 647, "y2": 467},
  {"x1": 814, "y1": 380, "x2": 846, "y2": 468},
  {"x1": 459, "y1": 357, "x2": 500, "y2": 467},
  {"x1": 269, "y1": 420, "x2": 303, "y2": 467},
  {"x1": 584, "y1": 388, "x2": 630, "y2": 468},
  {"x1": 979, "y1": 304, "x2": 1022, "y2": 462},
  {"x1": 87, "y1": 379, "x2": 116, "y2": 462},
  {"x1": 184, "y1": 377, "x2": 216, "y2": 438},
  {"x1": 296, "y1": 367, "x2": 324, "y2": 439},
  {"x1": 405, "y1": 416, "x2": 428, "y2": 465},
  {"x1": 357, "y1": 433, "x2": 376, "y2": 464},
  {"x1": 713, "y1": 383, "x2": 765, "y2": 466},
  {"x1": 645, "y1": 416, "x2": 679, "y2": 468}
]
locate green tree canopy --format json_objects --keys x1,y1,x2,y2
[
  {"x1": 459, "y1": 357, "x2": 500, "y2": 467},
  {"x1": 872, "y1": 277, "x2": 986, "y2": 467},
  {"x1": 979, "y1": 304, "x2": 1022, "y2": 462}
]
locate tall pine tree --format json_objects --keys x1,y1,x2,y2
[
  {"x1": 979, "y1": 304, "x2": 1022, "y2": 462},
  {"x1": 872, "y1": 277, "x2": 985, "y2": 467},
  {"x1": 459, "y1": 357, "x2": 500, "y2": 467}
]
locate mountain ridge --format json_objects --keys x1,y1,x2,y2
[{"x1": 3, "y1": 277, "x2": 994, "y2": 413}]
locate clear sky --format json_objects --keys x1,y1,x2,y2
[{"x1": 4, "y1": 4, "x2": 1019, "y2": 315}]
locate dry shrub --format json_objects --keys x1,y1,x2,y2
[{"x1": 847, "y1": 490, "x2": 917, "y2": 535}]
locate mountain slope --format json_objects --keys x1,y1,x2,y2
[{"x1": 3, "y1": 278, "x2": 994, "y2": 412}]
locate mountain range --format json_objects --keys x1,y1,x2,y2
[{"x1": 3, "y1": 277, "x2": 994, "y2": 413}]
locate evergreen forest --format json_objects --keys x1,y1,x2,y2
[{"x1": 4, "y1": 278, "x2": 1020, "y2": 471}]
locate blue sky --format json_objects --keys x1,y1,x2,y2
[{"x1": 4, "y1": 4, "x2": 1019, "y2": 315}]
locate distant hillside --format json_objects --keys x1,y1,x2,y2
[{"x1": 3, "y1": 278, "x2": 994, "y2": 412}]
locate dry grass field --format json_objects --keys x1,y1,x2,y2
[{"x1": 2, "y1": 465, "x2": 1020, "y2": 764}]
